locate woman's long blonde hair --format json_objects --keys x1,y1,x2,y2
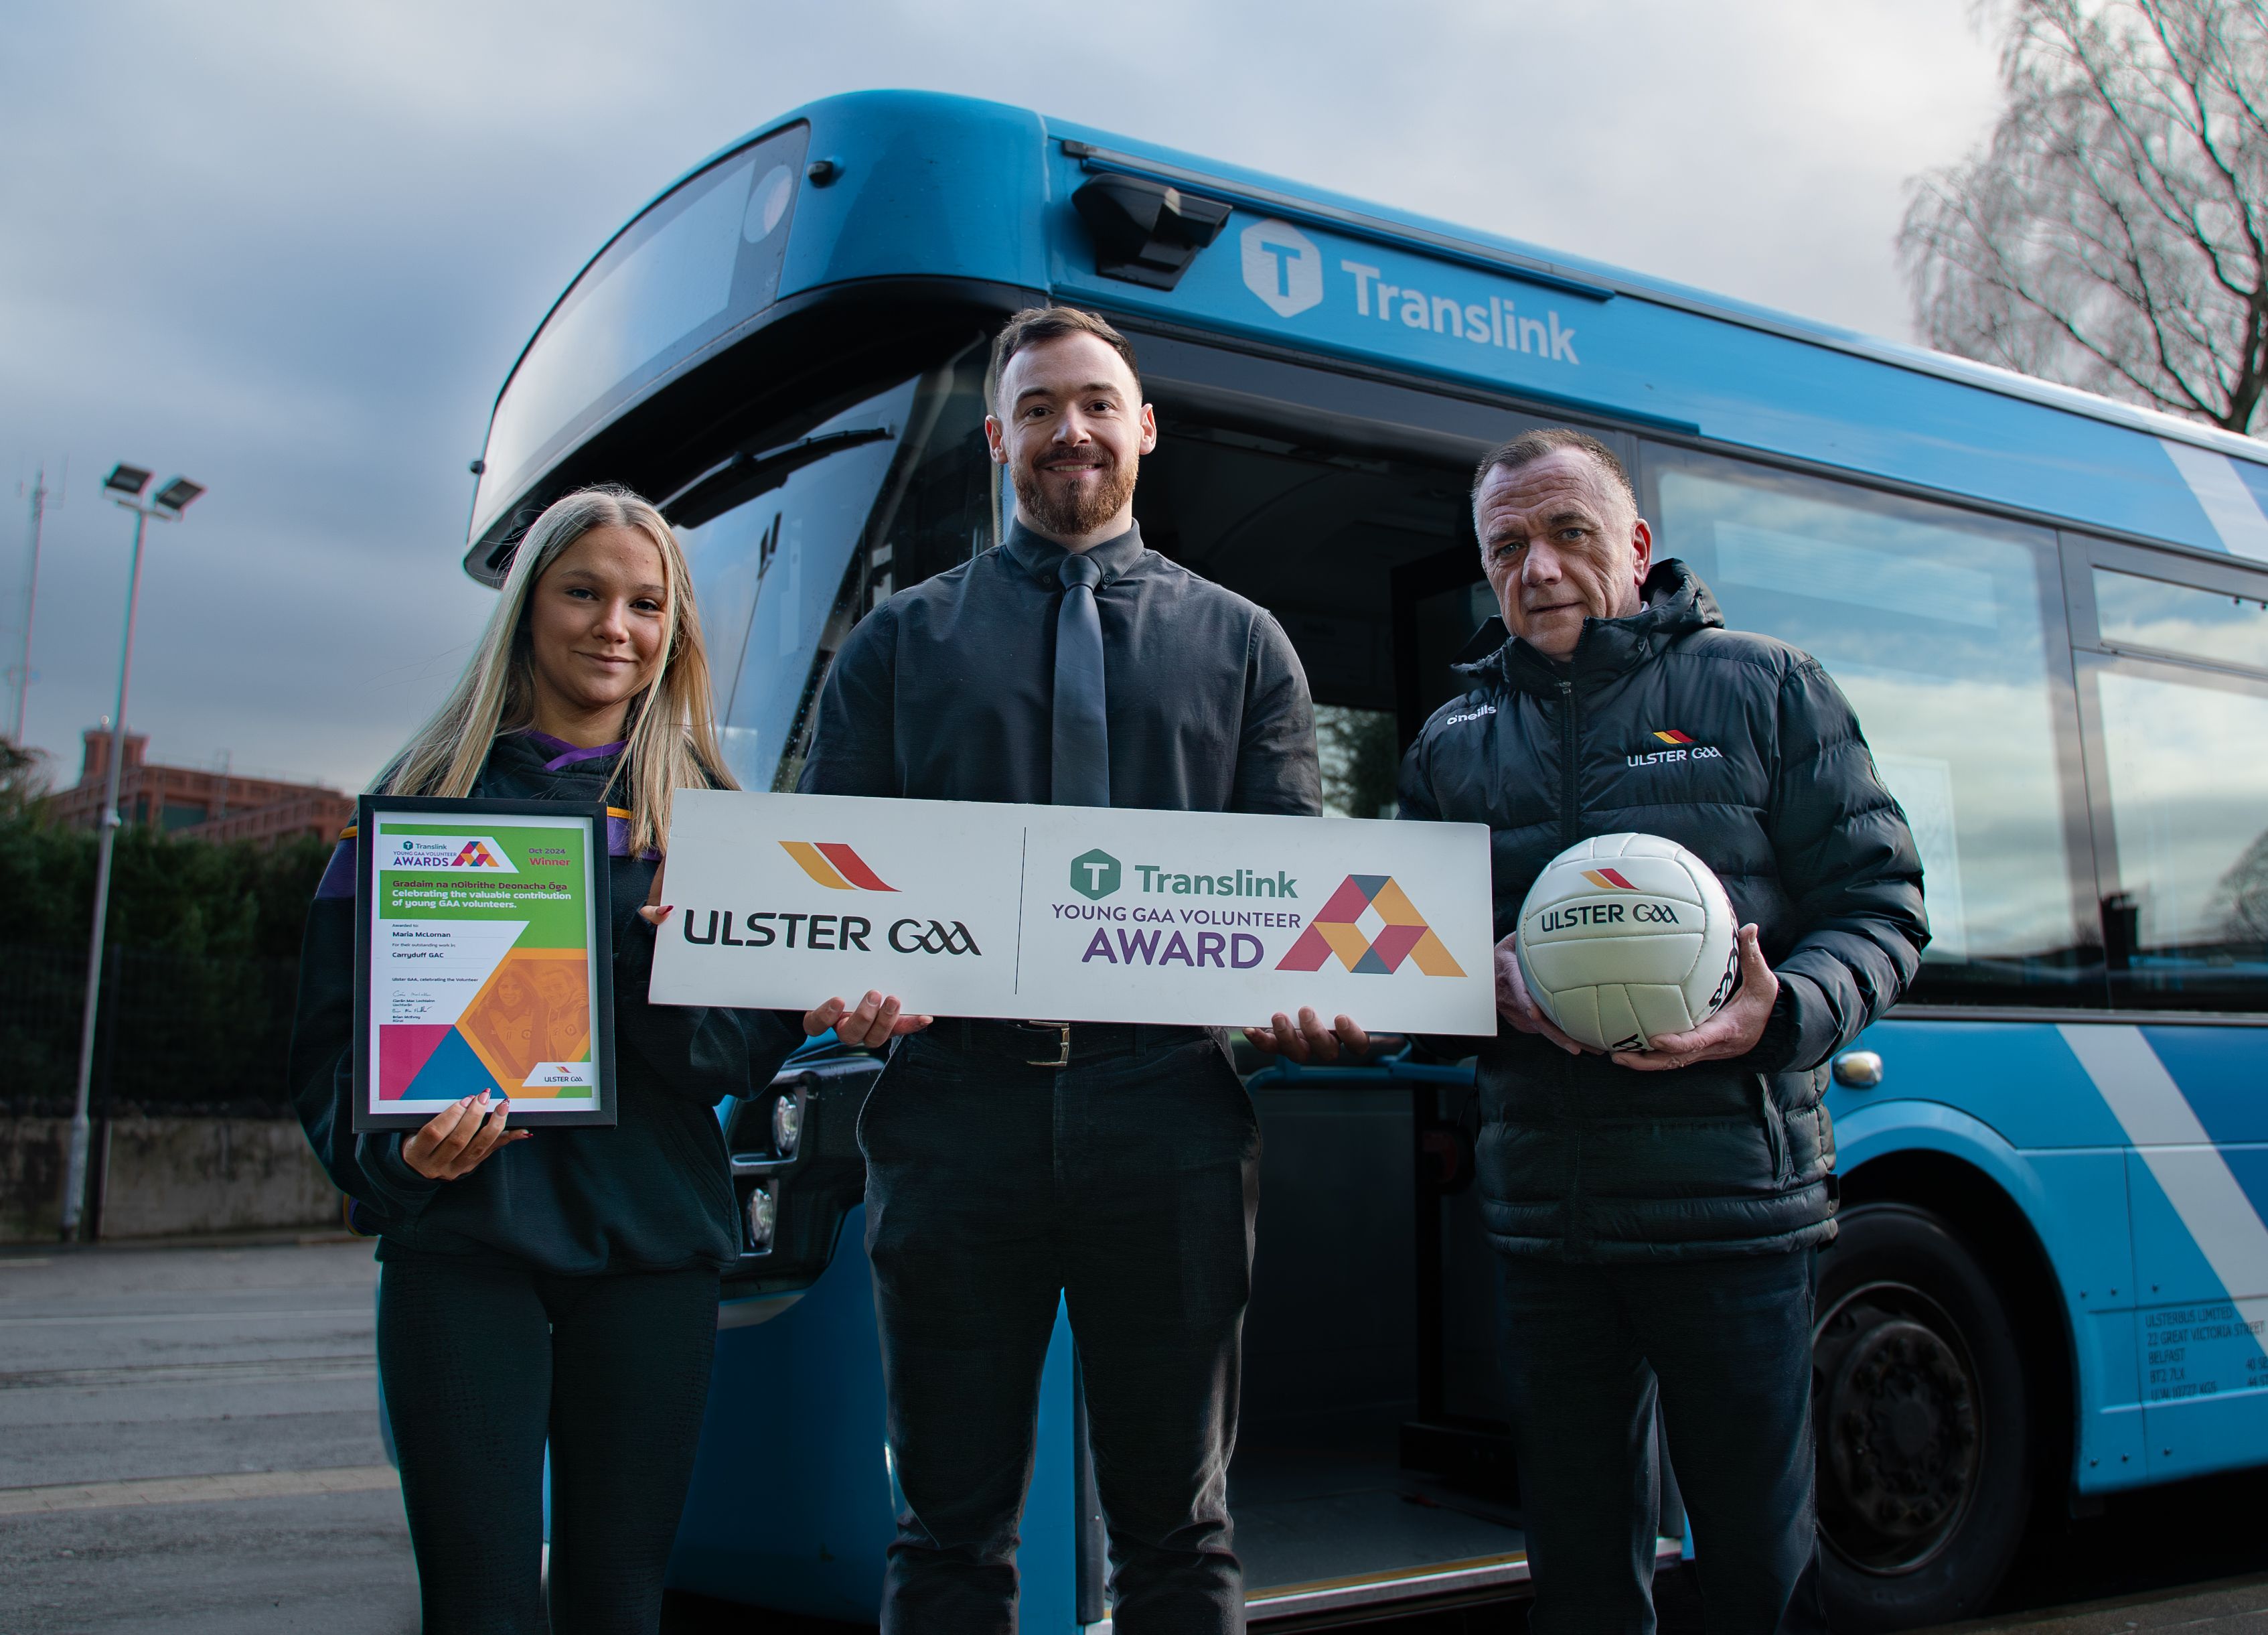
[{"x1": 379, "y1": 485, "x2": 735, "y2": 854}]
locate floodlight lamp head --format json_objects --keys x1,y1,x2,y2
[
  {"x1": 152, "y1": 477, "x2": 205, "y2": 515},
  {"x1": 104, "y1": 464, "x2": 153, "y2": 498}
]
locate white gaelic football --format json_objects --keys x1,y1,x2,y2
[{"x1": 1515, "y1": 833, "x2": 1739, "y2": 1053}]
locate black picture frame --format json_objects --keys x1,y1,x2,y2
[{"x1": 352, "y1": 794, "x2": 617, "y2": 1131}]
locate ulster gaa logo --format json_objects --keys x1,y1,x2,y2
[{"x1": 779, "y1": 841, "x2": 897, "y2": 891}]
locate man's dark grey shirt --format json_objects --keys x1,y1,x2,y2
[{"x1": 798, "y1": 520, "x2": 1322, "y2": 814}]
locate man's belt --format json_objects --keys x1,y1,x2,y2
[{"x1": 933, "y1": 1017, "x2": 1210, "y2": 1067}]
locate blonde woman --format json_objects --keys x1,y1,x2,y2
[{"x1": 288, "y1": 486, "x2": 804, "y2": 1634}]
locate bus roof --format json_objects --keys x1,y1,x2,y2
[{"x1": 471, "y1": 89, "x2": 2268, "y2": 567}]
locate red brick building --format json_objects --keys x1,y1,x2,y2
[{"x1": 47, "y1": 730, "x2": 354, "y2": 849}]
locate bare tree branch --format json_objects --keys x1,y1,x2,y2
[{"x1": 1900, "y1": 0, "x2": 2268, "y2": 433}]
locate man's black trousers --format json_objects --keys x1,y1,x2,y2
[
  {"x1": 860, "y1": 1021, "x2": 1261, "y2": 1635},
  {"x1": 376, "y1": 1251, "x2": 721, "y2": 1635},
  {"x1": 1497, "y1": 1249, "x2": 1827, "y2": 1635}
]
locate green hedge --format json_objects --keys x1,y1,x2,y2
[{"x1": 0, "y1": 810, "x2": 331, "y2": 1117}]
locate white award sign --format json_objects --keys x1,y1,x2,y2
[{"x1": 648, "y1": 790, "x2": 1496, "y2": 1035}]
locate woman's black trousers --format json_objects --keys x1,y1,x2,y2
[{"x1": 376, "y1": 1250, "x2": 720, "y2": 1634}]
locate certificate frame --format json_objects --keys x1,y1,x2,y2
[{"x1": 352, "y1": 794, "x2": 617, "y2": 1131}]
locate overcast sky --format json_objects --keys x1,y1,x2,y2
[{"x1": 0, "y1": 1, "x2": 2004, "y2": 794}]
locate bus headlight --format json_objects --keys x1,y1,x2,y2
[
  {"x1": 773, "y1": 1092, "x2": 803, "y2": 1159},
  {"x1": 746, "y1": 1182, "x2": 777, "y2": 1251}
]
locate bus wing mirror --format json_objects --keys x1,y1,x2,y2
[{"x1": 1073, "y1": 175, "x2": 1231, "y2": 291}]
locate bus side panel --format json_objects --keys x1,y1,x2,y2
[
  {"x1": 782, "y1": 92, "x2": 1052, "y2": 300},
  {"x1": 2054, "y1": 1023, "x2": 2268, "y2": 1486},
  {"x1": 1029, "y1": 167, "x2": 2228, "y2": 561},
  {"x1": 669, "y1": 1206, "x2": 1086, "y2": 1624},
  {"x1": 2125, "y1": 1153, "x2": 2268, "y2": 1481},
  {"x1": 1830, "y1": 1092, "x2": 2148, "y2": 1492},
  {"x1": 1826, "y1": 1020, "x2": 2129, "y2": 1151},
  {"x1": 669, "y1": 1204, "x2": 897, "y2": 1618},
  {"x1": 1019, "y1": 1302, "x2": 1083, "y2": 1635}
]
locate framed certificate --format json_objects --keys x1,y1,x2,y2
[{"x1": 352, "y1": 795, "x2": 616, "y2": 1131}]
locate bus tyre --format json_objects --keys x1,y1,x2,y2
[{"x1": 1813, "y1": 1204, "x2": 2030, "y2": 1632}]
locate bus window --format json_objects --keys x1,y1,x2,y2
[
  {"x1": 673, "y1": 348, "x2": 994, "y2": 792},
  {"x1": 1647, "y1": 448, "x2": 2098, "y2": 1006},
  {"x1": 2093, "y1": 567, "x2": 2268, "y2": 673},
  {"x1": 2091, "y1": 660, "x2": 2268, "y2": 1011},
  {"x1": 475, "y1": 122, "x2": 810, "y2": 540},
  {"x1": 1315, "y1": 704, "x2": 1400, "y2": 818}
]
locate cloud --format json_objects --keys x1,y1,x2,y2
[{"x1": 0, "y1": 0, "x2": 2003, "y2": 792}]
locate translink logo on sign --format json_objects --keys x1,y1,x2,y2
[
  {"x1": 648, "y1": 790, "x2": 1495, "y2": 1034},
  {"x1": 1070, "y1": 849, "x2": 1121, "y2": 900},
  {"x1": 1233, "y1": 216, "x2": 1580, "y2": 366},
  {"x1": 381, "y1": 835, "x2": 520, "y2": 873}
]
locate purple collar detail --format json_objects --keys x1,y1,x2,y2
[{"x1": 524, "y1": 730, "x2": 627, "y2": 773}]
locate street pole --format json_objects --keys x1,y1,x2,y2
[
  {"x1": 13, "y1": 466, "x2": 49, "y2": 744},
  {"x1": 59, "y1": 466, "x2": 201, "y2": 1240},
  {"x1": 61, "y1": 504, "x2": 155, "y2": 1240}
]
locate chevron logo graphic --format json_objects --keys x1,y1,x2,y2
[
  {"x1": 779, "y1": 841, "x2": 897, "y2": 892},
  {"x1": 1276, "y1": 874, "x2": 1466, "y2": 977}
]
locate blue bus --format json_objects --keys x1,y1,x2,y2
[{"x1": 461, "y1": 91, "x2": 2268, "y2": 1631}]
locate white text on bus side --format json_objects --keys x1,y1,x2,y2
[{"x1": 1340, "y1": 262, "x2": 1579, "y2": 364}]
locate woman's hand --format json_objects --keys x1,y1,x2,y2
[
  {"x1": 806, "y1": 991, "x2": 933, "y2": 1048},
  {"x1": 637, "y1": 855, "x2": 670, "y2": 927},
  {"x1": 402, "y1": 1092, "x2": 528, "y2": 1180}
]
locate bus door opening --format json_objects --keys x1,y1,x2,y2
[{"x1": 1132, "y1": 405, "x2": 1547, "y2": 1604}]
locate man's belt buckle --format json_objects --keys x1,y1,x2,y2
[{"x1": 1023, "y1": 1021, "x2": 1071, "y2": 1068}]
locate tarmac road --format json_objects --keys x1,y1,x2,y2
[
  {"x1": 9, "y1": 1237, "x2": 2268, "y2": 1635},
  {"x1": 0, "y1": 1236, "x2": 414, "y2": 1635}
]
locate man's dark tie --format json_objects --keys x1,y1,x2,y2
[{"x1": 1051, "y1": 553, "x2": 1110, "y2": 806}]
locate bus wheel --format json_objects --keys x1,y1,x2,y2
[{"x1": 1813, "y1": 1204, "x2": 2030, "y2": 1632}]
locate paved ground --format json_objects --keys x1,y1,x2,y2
[
  {"x1": 0, "y1": 1236, "x2": 414, "y2": 1635},
  {"x1": 9, "y1": 1237, "x2": 2268, "y2": 1634}
]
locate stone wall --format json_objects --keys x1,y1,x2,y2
[{"x1": 0, "y1": 1117, "x2": 340, "y2": 1242}]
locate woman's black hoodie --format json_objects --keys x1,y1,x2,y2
[{"x1": 287, "y1": 732, "x2": 803, "y2": 1273}]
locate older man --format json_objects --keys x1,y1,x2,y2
[{"x1": 1396, "y1": 429, "x2": 1927, "y2": 1632}]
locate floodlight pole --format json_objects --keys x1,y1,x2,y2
[{"x1": 60, "y1": 493, "x2": 179, "y2": 1239}]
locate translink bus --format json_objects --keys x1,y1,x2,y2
[{"x1": 462, "y1": 91, "x2": 2268, "y2": 1631}]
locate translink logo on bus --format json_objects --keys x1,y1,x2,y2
[{"x1": 1238, "y1": 219, "x2": 1579, "y2": 364}]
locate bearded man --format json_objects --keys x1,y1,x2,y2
[{"x1": 798, "y1": 305, "x2": 1363, "y2": 1634}]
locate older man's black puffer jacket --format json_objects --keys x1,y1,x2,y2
[{"x1": 1397, "y1": 559, "x2": 1927, "y2": 1261}]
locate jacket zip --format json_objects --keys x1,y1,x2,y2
[
  {"x1": 1555, "y1": 675, "x2": 1586, "y2": 1249},
  {"x1": 1556, "y1": 679, "x2": 1578, "y2": 848}
]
